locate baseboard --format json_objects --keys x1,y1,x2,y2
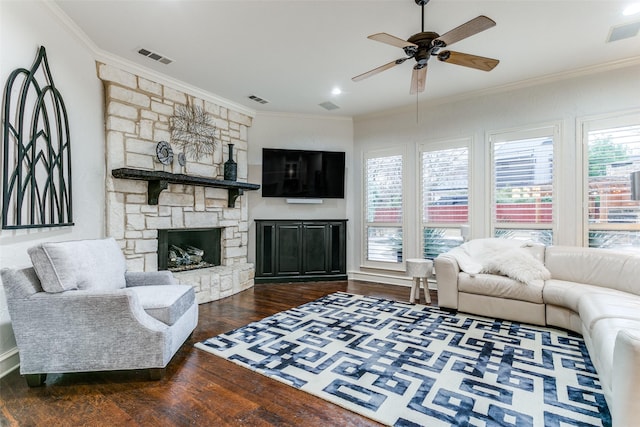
[
  {"x1": 0, "y1": 347, "x2": 19, "y2": 379},
  {"x1": 255, "y1": 274, "x2": 348, "y2": 284}
]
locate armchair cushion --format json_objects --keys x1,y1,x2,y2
[
  {"x1": 128, "y1": 284, "x2": 195, "y2": 326},
  {"x1": 28, "y1": 238, "x2": 126, "y2": 293}
]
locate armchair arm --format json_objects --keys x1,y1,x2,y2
[
  {"x1": 434, "y1": 254, "x2": 461, "y2": 310},
  {"x1": 10, "y1": 289, "x2": 171, "y2": 374},
  {"x1": 125, "y1": 270, "x2": 176, "y2": 287}
]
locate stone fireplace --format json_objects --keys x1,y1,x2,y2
[{"x1": 98, "y1": 63, "x2": 255, "y2": 304}]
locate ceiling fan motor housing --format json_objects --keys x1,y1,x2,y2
[{"x1": 406, "y1": 31, "x2": 440, "y2": 67}]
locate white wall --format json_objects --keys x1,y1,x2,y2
[
  {"x1": 351, "y1": 63, "x2": 640, "y2": 283},
  {"x1": 246, "y1": 112, "x2": 354, "y2": 266},
  {"x1": 0, "y1": 2, "x2": 105, "y2": 376}
]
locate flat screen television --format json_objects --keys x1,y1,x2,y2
[{"x1": 262, "y1": 148, "x2": 345, "y2": 199}]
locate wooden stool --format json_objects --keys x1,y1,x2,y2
[{"x1": 406, "y1": 258, "x2": 433, "y2": 304}]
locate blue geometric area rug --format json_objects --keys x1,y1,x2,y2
[{"x1": 196, "y1": 292, "x2": 611, "y2": 426}]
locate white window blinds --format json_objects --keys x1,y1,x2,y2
[
  {"x1": 366, "y1": 154, "x2": 403, "y2": 224},
  {"x1": 587, "y1": 123, "x2": 640, "y2": 250},
  {"x1": 421, "y1": 145, "x2": 468, "y2": 258},
  {"x1": 492, "y1": 133, "x2": 554, "y2": 244},
  {"x1": 365, "y1": 152, "x2": 403, "y2": 263}
]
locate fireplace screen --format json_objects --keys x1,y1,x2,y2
[{"x1": 158, "y1": 228, "x2": 221, "y2": 272}]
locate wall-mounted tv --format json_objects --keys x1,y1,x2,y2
[{"x1": 262, "y1": 148, "x2": 345, "y2": 199}]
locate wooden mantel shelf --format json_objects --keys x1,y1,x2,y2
[{"x1": 111, "y1": 168, "x2": 260, "y2": 207}]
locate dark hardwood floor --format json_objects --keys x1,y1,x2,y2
[{"x1": 0, "y1": 280, "x2": 437, "y2": 427}]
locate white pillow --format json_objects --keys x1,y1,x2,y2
[
  {"x1": 482, "y1": 248, "x2": 551, "y2": 285},
  {"x1": 29, "y1": 238, "x2": 126, "y2": 293}
]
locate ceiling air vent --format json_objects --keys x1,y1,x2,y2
[
  {"x1": 248, "y1": 95, "x2": 269, "y2": 104},
  {"x1": 137, "y1": 48, "x2": 173, "y2": 65},
  {"x1": 319, "y1": 101, "x2": 340, "y2": 111},
  {"x1": 607, "y1": 21, "x2": 640, "y2": 42}
]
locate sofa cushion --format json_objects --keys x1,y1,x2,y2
[
  {"x1": 28, "y1": 238, "x2": 126, "y2": 293},
  {"x1": 128, "y1": 284, "x2": 195, "y2": 326},
  {"x1": 458, "y1": 272, "x2": 544, "y2": 304},
  {"x1": 579, "y1": 293, "x2": 640, "y2": 333},
  {"x1": 543, "y1": 280, "x2": 630, "y2": 313}
]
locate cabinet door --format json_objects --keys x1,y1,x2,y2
[
  {"x1": 302, "y1": 223, "x2": 328, "y2": 274},
  {"x1": 276, "y1": 224, "x2": 302, "y2": 275},
  {"x1": 328, "y1": 222, "x2": 346, "y2": 274},
  {"x1": 256, "y1": 222, "x2": 276, "y2": 277}
]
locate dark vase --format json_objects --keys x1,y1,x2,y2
[{"x1": 224, "y1": 143, "x2": 237, "y2": 181}]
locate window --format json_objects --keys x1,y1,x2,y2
[
  {"x1": 420, "y1": 142, "x2": 469, "y2": 259},
  {"x1": 490, "y1": 126, "x2": 558, "y2": 244},
  {"x1": 364, "y1": 148, "x2": 404, "y2": 265},
  {"x1": 583, "y1": 112, "x2": 640, "y2": 253}
]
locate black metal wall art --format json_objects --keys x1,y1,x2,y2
[
  {"x1": 2, "y1": 46, "x2": 73, "y2": 229},
  {"x1": 170, "y1": 103, "x2": 217, "y2": 161}
]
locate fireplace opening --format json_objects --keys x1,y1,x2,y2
[{"x1": 158, "y1": 228, "x2": 222, "y2": 272}]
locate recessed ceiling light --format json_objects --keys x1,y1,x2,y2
[
  {"x1": 331, "y1": 87, "x2": 342, "y2": 96},
  {"x1": 624, "y1": 2, "x2": 640, "y2": 16}
]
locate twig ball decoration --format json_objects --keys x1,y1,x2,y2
[{"x1": 170, "y1": 104, "x2": 218, "y2": 160}]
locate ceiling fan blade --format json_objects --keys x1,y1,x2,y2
[
  {"x1": 410, "y1": 66, "x2": 427, "y2": 95},
  {"x1": 368, "y1": 33, "x2": 418, "y2": 49},
  {"x1": 435, "y1": 15, "x2": 496, "y2": 47},
  {"x1": 437, "y1": 50, "x2": 499, "y2": 71},
  {"x1": 352, "y1": 57, "x2": 408, "y2": 82}
]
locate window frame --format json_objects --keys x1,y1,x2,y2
[
  {"x1": 578, "y1": 109, "x2": 640, "y2": 249},
  {"x1": 418, "y1": 138, "x2": 471, "y2": 259},
  {"x1": 361, "y1": 145, "x2": 407, "y2": 270},
  {"x1": 488, "y1": 124, "x2": 561, "y2": 244}
]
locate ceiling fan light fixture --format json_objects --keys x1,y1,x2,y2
[{"x1": 437, "y1": 51, "x2": 451, "y2": 61}]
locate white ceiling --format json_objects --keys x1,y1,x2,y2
[{"x1": 54, "y1": 0, "x2": 640, "y2": 118}]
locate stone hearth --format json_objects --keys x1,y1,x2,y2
[{"x1": 99, "y1": 63, "x2": 254, "y2": 304}]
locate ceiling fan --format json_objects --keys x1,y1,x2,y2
[{"x1": 353, "y1": 0, "x2": 500, "y2": 94}]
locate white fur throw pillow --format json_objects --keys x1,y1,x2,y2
[{"x1": 482, "y1": 248, "x2": 551, "y2": 285}]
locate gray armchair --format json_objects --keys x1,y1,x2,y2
[{"x1": 1, "y1": 238, "x2": 198, "y2": 386}]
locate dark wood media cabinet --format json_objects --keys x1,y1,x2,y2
[{"x1": 255, "y1": 219, "x2": 347, "y2": 283}]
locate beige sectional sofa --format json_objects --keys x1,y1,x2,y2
[{"x1": 435, "y1": 240, "x2": 640, "y2": 426}]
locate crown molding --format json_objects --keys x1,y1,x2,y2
[
  {"x1": 255, "y1": 111, "x2": 353, "y2": 123},
  {"x1": 356, "y1": 56, "x2": 640, "y2": 121},
  {"x1": 43, "y1": 1, "x2": 256, "y2": 118}
]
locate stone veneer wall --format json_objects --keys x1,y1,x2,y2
[{"x1": 98, "y1": 63, "x2": 254, "y2": 304}]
